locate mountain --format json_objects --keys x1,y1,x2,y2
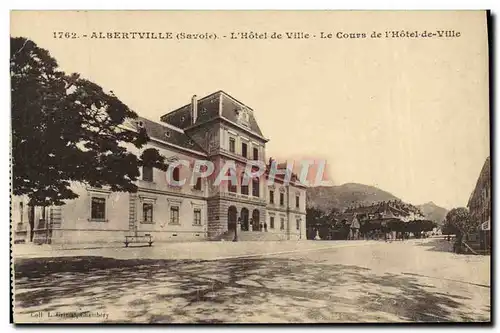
[
  {"x1": 416, "y1": 202, "x2": 448, "y2": 225},
  {"x1": 306, "y1": 183, "x2": 400, "y2": 212}
]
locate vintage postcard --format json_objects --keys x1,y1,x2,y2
[{"x1": 10, "y1": 10, "x2": 490, "y2": 324}]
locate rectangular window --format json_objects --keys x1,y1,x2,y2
[
  {"x1": 194, "y1": 177, "x2": 202, "y2": 190},
  {"x1": 242, "y1": 142, "x2": 248, "y2": 158},
  {"x1": 19, "y1": 202, "x2": 24, "y2": 223},
  {"x1": 142, "y1": 166, "x2": 153, "y2": 182},
  {"x1": 269, "y1": 190, "x2": 274, "y2": 204},
  {"x1": 252, "y1": 178, "x2": 260, "y2": 197},
  {"x1": 170, "y1": 206, "x2": 180, "y2": 225},
  {"x1": 253, "y1": 147, "x2": 259, "y2": 160},
  {"x1": 296, "y1": 195, "x2": 300, "y2": 208},
  {"x1": 296, "y1": 219, "x2": 300, "y2": 230},
  {"x1": 270, "y1": 216, "x2": 275, "y2": 229},
  {"x1": 280, "y1": 217, "x2": 285, "y2": 230},
  {"x1": 143, "y1": 203, "x2": 153, "y2": 223},
  {"x1": 229, "y1": 137, "x2": 236, "y2": 153},
  {"x1": 280, "y1": 193, "x2": 285, "y2": 206},
  {"x1": 193, "y1": 209, "x2": 202, "y2": 225},
  {"x1": 91, "y1": 197, "x2": 106, "y2": 221},
  {"x1": 228, "y1": 169, "x2": 237, "y2": 193},
  {"x1": 241, "y1": 175, "x2": 249, "y2": 195}
]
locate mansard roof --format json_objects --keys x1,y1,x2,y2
[
  {"x1": 159, "y1": 90, "x2": 266, "y2": 139},
  {"x1": 264, "y1": 161, "x2": 307, "y2": 189},
  {"x1": 134, "y1": 116, "x2": 207, "y2": 156}
]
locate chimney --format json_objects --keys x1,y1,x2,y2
[{"x1": 191, "y1": 95, "x2": 198, "y2": 124}]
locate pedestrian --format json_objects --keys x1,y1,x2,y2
[
  {"x1": 260, "y1": 223, "x2": 263, "y2": 231},
  {"x1": 264, "y1": 222, "x2": 268, "y2": 232}
]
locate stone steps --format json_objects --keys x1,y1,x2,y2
[
  {"x1": 239, "y1": 231, "x2": 285, "y2": 241},
  {"x1": 213, "y1": 230, "x2": 287, "y2": 242}
]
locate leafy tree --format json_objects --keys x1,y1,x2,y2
[
  {"x1": 331, "y1": 219, "x2": 350, "y2": 240},
  {"x1": 445, "y1": 208, "x2": 474, "y2": 235},
  {"x1": 441, "y1": 219, "x2": 458, "y2": 235},
  {"x1": 11, "y1": 37, "x2": 167, "y2": 240},
  {"x1": 443, "y1": 208, "x2": 475, "y2": 253},
  {"x1": 403, "y1": 220, "x2": 436, "y2": 238},
  {"x1": 306, "y1": 207, "x2": 333, "y2": 239},
  {"x1": 306, "y1": 207, "x2": 326, "y2": 228},
  {"x1": 360, "y1": 219, "x2": 382, "y2": 234},
  {"x1": 387, "y1": 219, "x2": 405, "y2": 232}
]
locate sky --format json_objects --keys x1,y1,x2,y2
[{"x1": 10, "y1": 11, "x2": 490, "y2": 209}]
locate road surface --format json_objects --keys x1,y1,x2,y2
[{"x1": 13, "y1": 238, "x2": 490, "y2": 323}]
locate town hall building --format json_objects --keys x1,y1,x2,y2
[{"x1": 12, "y1": 91, "x2": 307, "y2": 244}]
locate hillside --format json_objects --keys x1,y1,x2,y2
[
  {"x1": 416, "y1": 202, "x2": 448, "y2": 225},
  {"x1": 306, "y1": 183, "x2": 400, "y2": 212}
]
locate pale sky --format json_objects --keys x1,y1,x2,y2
[{"x1": 11, "y1": 11, "x2": 490, "y2": 209}]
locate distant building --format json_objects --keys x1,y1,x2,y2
[{"x1": 12, "y1": 91, "x2": 307, "y2": 244}]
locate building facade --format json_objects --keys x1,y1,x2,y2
[
  {"x1": 467, "y1": 156, "x2": 491, "y2": 250},
  {"x1": 12, "y1": 91, "x2": 307, "y2": 244}
]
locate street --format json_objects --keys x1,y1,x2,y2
[{"x1": 13, "y1": 238, "x2": 490, "y2": 323}]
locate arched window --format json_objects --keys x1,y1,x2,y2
[{"x1": 173, "y1": 166, "x2": 180, "y2": 182}]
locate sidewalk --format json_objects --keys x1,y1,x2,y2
[{"x1": 12, "y1": 240, "x2": 379, "y2": 261}]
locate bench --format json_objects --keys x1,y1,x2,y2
[{"x1": 124, "y1": 234, "x2": 153, "y2": 247}]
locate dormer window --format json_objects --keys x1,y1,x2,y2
[
  {"x1": 201, "y1": 107, "x2": 207, "y2": 114},
  {"x1": 235, "y1": 108, "x2": 250, "y2": 127},
  {"x1": 165, "y1": 131, "x2": 171, "y2": 138},
  {"x1": 181, "y1": 116, "x2": 186, "y2": 122},
  {"x1": 137, "y1": 120, "x2": 144, "y2": 128}
]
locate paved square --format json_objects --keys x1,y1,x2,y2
[{"x1": 13, "y1": 238, "x2": 490, "y2": 323}]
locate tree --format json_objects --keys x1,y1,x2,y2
[
  {"x1": 306, "y1": 207, "x2": 330, "y2": 239},
  {"x1": 11, "y1": 37, "x2": 167, "y2": 240},
  {"x1": 445, "y1": 208, "x2": 474, "y2": 235},
  {"x1": 441, "y1": 220, "x2": 459, "y2": 236},
  {"x1": 404, "y1": 220, "x2": 436, "y2": 238},
  {"x1": 306, "y1": 207, "x2": 326, "y2": 229}
]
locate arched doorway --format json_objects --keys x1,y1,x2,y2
[
  {"x1": 228, "y1": 206, "x2": 237, "y2": 231},
  {"x1": 240, "y1": 208, "x2": 249, "y2": 231},
  {"x1": 252, "y1": 209, "x2": 260, "y2": 231}
]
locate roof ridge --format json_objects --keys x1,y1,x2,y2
[
  {"x1": 161, "y1": 91, "x2": 223, "y2": 117},
  {"x1": 138, "y1": 116, "x2": 184, "y2": 133},
  {"x1": 162, "y1": 90, "x2": 256, "y2": 119}
]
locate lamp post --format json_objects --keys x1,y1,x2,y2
[{"x1": 233, "y1": 217, "x2": 241, "y2": 242}]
